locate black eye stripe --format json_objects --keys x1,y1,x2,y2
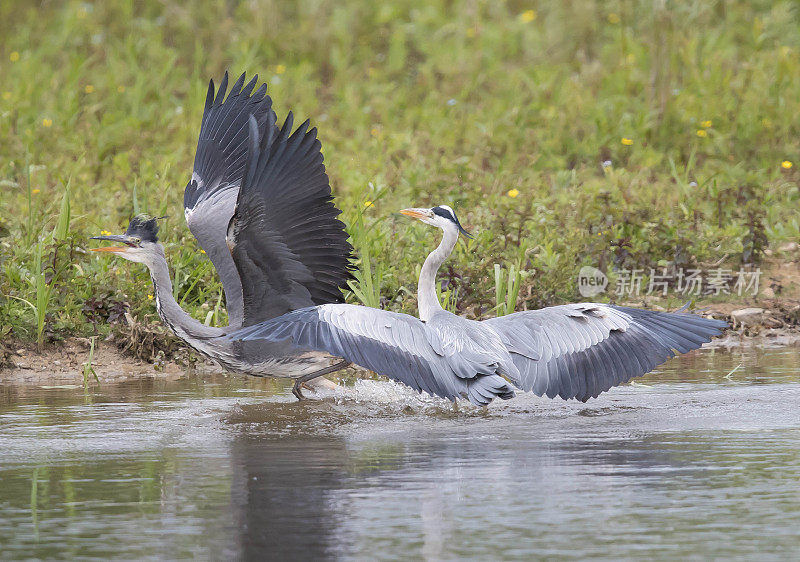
[
  {"x1": 430, "y1": 205, "x2": 472, "y2": 238},
  {"x1": 431, "y1": 206, "x2": 454, "y2": 221}
]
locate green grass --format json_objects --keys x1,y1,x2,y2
[{"x1": 1, "y1": 1, "x2": 799, "y2": 344}]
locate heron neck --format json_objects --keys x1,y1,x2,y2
[
  {"x1": 418, "y1": 226, "x2": 458, "y2": 322},
  {"x1": 147, "y1": 254, "x2": 223, "y2": 340}
]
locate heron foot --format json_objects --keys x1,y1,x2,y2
[
  {"x1": 292, "y1": 380, "x2": 307, "y2": 400},
  {"x1": 291, "y1": 360, "x2": 352, "y2": 402}
]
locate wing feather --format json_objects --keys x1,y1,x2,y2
[
  {"x1": 183, "y1": 72, "x2": 276, "y2": 328},
  {"x1": 485, "y1": 304, "x2": 727, "y2": 401},
  {"x1": 184, "y1": 72, "x2": 352, "y2": 329},
  {"x1": 228, "y1": 112, "x2": 354, "y2": 327},
  {"x1": 230, "y1": 304, "x2": 516, "y2": 406}
]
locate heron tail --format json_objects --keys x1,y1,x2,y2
[{"x1": 465, "y1": 374, "x2": 516, "y2": 407}]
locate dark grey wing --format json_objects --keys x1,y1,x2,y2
[
  {"x1": 183, "y1": 72, "x2": 276, "y2": 328},
  {"x1": 227, "y1": 113, "x2": 354, "y2": 327},
  {"x1": 484, "y1": 304, "x2": 727, "y2": 402},
  {"x1": 230, "y1": 304, "x2": 516, "y2": 406}
]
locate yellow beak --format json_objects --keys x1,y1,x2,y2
[
  {"x1": 400, "y1": 208, "x2": 428, "y2": 220},
  {"x1": 91, "y1": 246, "x2": 127, "y2": 253}
]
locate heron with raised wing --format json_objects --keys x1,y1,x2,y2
[
  {"x1": 92, "y1": 72, "x2": 355, "y2": 398},
  {"x1": 93, "y1": 72, "x2": 726, "y2": 406},
  {"x1": 232, "y1": 205, "x2": 727, "y2": 406}
]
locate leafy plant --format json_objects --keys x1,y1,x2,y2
[
  {"x1": 345, "y1": 198, "x2": 387, "y2": 309},
  {"x1": 493, "y1": 263, "x2": 523, "y2": 317},
  {"x1": 348, "y1": 243, "x2": 384, "y2": 309},
  {"x1": 0, "y1": 0, "x2": 799, "y2": 346},
  {"x1": 11, "y1": 184, "x2": 72, "y2": 347},
  {"x1": 82, "y1": 336, "x2": 101, "y2": 390}
]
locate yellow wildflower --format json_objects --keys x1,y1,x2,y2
[
  {"x1": 465, "y1": 27, "x2": 476, "y2": 38},
  {"x1": 42, "y1": 118, "x2": 53, "y2": 127},
  {"x1": 621, "y1": 137, "x2": 633, "y2": 146},
  {"x1": 101, "y1": 230, "x2": 112, "y2": 236},
  {"x1": 117, "y1": 85, "x2": 125, "y2": 93},
  {"x1": 700, "y1": 120, "x2": 712, "y2": 128},
  {"x1": 32, "y1": 189, "x2": 41, "y2": 194},
  {"x1": 696, "y1": 129, "x2": 707, "y2": 137},
  {"x1": 781, "y1": 160, "x2": 793, "y2": 169},
  {"x1": 364, "y1": 200, "x2": 373, "y2": 208},
  {"x1": 147, "y1": 294, "x2": 154, "y2": 300},
  {"x1": 84, "y1": 85, "x2": 94, "y2": 94},
  {"x1": 507, "y1": 188, "x2": 520, "y2": 198},
  {"x1": 370, "y1": 128, "x2": 380, "y2": 137},
  {"x1": 9, "y1": 51, "x2": 19, "y2": 62},
  {"x1": 200, "y1": 248, "x2": 206, "y2": 254},
  {"x1": 2, "y1": 92, "x2": 10, "y2": 100},
  {"x1": 519, "y1": 10, "x2": 536, "y2": 23},
  {"x1": 607, "y1": 13, "x2": 620, "y2": 24},
  {"x1": 275, "y1": 64, "x2": 286, "y2": 74}
]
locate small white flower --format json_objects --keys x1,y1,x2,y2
[
  {"x1": 689, "y1": 181, "x2": 698, "y2": 187},
  {"x1": 602, "y1": 160, "x2": 612, "y2": 168},
  {"x1": 447, "y1": 99, "x2": 457, "y2": 106}
]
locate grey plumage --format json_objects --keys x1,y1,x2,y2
[
  {"x1": 231, "y1": 205, "x2": 727, "y2": 406},
  {"x1": 484, "y1": 303, "x2": 726, "y2": 401},
  {"x1": 229, "y1": 112, "x2": 353, "y2": 326},
  {"x1": 93, "y1": 72, "x2": 355, "y2": 387},
  {"x1": 184, "y1": 72, "x2": 275, "y2": 328},
  {"x1": 95, "y1": 72, "x2": 727, "y2": 406},
  {"x1": 233, "y1": 305, "x2": 518, "y2": 406},
  {"x1": 183, "y1": 71, "x2": 353, "y2": 329}
]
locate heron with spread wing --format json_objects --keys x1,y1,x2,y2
[
  {"x1": 231, "y1": 205, "x2": 727, "y2": 406},
  {"x1": 94, "y1": 72, "x2": 727, "y2": 407},
  {"x1": 92, "y1": 72, "x2": 355, "y2": 397}
]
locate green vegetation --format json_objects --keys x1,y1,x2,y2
[
  {"x1": 1, "y1": 1, "x2": 798, "y2": 345},
  {"x1": 81, "y1": 336, "x2": 100, "y2": 390}
]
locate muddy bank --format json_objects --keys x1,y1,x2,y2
[
  {"x1": 2, "y1": 301, "x2": 799, "y2": 386},
  {"x1": 0, "y1": 337, "x2": 190, "y2": 385}
]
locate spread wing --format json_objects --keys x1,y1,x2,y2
[
  {"x1": 483, "y1": 304, "x2": 727, "y2": 401},
  {"x1": 229, "y1": 304, "x2": 516, "y2": 406},
  {"x1": 183, "y1": 72, "x2": 276, "y2": 328},
  {"x1": 227, "y1": 112, "x2": 353, "y2": 327}
]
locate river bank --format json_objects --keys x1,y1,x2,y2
[{"x1": 2, "y1": 299, "x2": 798, "y2": 387}]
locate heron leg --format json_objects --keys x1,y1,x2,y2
[{"x1": 292, "y1": 361, "x2": 351, "y2": 400}]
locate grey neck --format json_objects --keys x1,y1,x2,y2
[
  {"x1": 418, "y1": 225, "x2": 458, "y2": 322},
  {"x1": 147, "y1": 253, "x2": 224, "y2": 341}
]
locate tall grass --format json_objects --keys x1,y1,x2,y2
[
  {"x1": 8, "y1": 183, "x2": 71, "y2": 347},
  {"x1": 82, "y1": 336, "x2": 100, "y2": 390},
  {"x1": 0, "y1": 0, "x2": 798, "y2": 345},
  {"x1": 346, "y1": 209, "x2": 386, "y2": 309},
  {"x1": 493, "y1": 264, "x2": 523, "y2": 317}
]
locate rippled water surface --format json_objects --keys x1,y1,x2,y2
[{"x1": 1, "y1": 347, "x2": 799, "y2": 560}]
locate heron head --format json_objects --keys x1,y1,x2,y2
[
  {"x1": 400, "y1": 205, "x2": 472, "y2": 238},
  {"x1": 91, "y1": 215, "x2": 164, "y2": 265}
]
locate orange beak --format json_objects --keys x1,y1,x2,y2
[
  {"x1": 91, "y1": 246, "x2": 127, "y2": 253},
  {"x1": 400, "y1": 208, "x2": 429, "y2": 220},
  {"x1": 90, "y1": 234, "x2": 135, "y2": 253}
]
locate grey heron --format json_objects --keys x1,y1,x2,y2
[
  {"x1": 231, "y1": 205, "x2": 728, "y2": 406},
  {"x1": 92, "y1": 72, "x2": 355, "y2": 397}
]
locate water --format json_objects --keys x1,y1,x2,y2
[{"x1": 1, "y1": 347, "x2": 799, "y2": 560}]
